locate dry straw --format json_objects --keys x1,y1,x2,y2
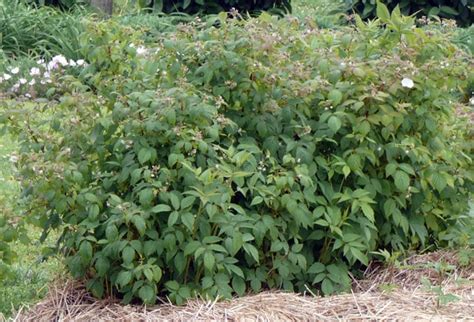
[{"x1": 8, "y1": 250, "x2": 474, "y2": 321}]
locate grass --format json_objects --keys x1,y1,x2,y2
[
  {"x1": 0, "y1": 134, "x2": 63, "y2": 318},
  {"x1": 0, "y1": 0, "x2": 88, "y2": 59}
]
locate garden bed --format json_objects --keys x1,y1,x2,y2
[{"x1": 12, "y1": 250, "x2": 474, "y2": 321}]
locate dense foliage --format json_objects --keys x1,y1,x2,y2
[
  {"x1": 19, "y1": 0, "x2": 291, "y2": 14},
  {"x1": 347, "y1": 0, "x2": 474, "y2": 27},
  {"x1": 1, "y1": 4, "x2": 473, "y2": 305},
  {"x1": 151, "y1": 0, "x2": 291, "y2": 14}
]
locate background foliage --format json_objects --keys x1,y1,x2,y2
[
  {"x1": 148, "y1": 0, "x2": 292, "y2": 14},
  {"x1": 347, "y1": 0, "x2": 474, "y2": 27},
  {"x1": 2, "y1": 1, "x2": 472, "y2": 305}
]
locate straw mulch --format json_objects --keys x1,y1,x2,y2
[{"x1": 9, "y1": 250, "x2": 474, "y2": 321}]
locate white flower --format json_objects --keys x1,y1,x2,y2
[
  {"x1": 40, "y1": 80, "x2": 46, "y2": 85},
  {"x1": 470, "y1": 97, "x2": 474, "y2": 106},
  {"x1": 52, "y1": 55, "x2": 68, "y2": 67},
  {"x1": 11, "y1": 67, "x2": 19, "y2": 74},
  {"x1": 47, "y1": 61, "x2": 58, "y2": 70},
  {"x1": 69, "y1": 59, "x2": 77, "y2": 67},
  {"x1": 19, "y1": 78, "x2": 27, "y2": 84},
  {"x1": 9, "y1": 155, "x2": 18, "y2": 163},
  {"x1": 76, "y1": 59, "x2": 85, "y2": 66},
  {"x1": 47, "y1": 55, "x2": 68, "y2": 70},
  {"x1": 129, "y1": 43, "x2": 135, "y2": 48},
  {"x1": 30, "y1": 67, "x2": 41, "y2": 76},
  {"x1": 36, "y1": 59, "x2": 45, "y2": 64},
  {"x1": 29, "y1": 79, "x2": 36, "y2": 86},
  {"x1": 136, "y1": 46, "x2": 147, "y2": 55},
  {"x1": 44, "y1": 72, "x2": 50, "y2": 79},
  {"x1": 25, "y1": 93, "x2": 31, "y2": 98},
  {"x1": 4, "y1": 73, "x2": 11, "y2": 80},
  {"x1": 0, "y1": 77, "x2": 3, "y2": 83},
  {"x1": 401, "y1": 77, "x2": 414, "y2": 89}
]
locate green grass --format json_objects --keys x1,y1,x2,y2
[{"x1": 0, "y1": 135, "x2": 63, "y2": 319}]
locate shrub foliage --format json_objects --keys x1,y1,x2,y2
[
  {"x1": 347, "y1": 0, "x2": 474, "y2": 27},
  {"x1": 2, "y1": 8, "x2": 473, "y2": 304}
]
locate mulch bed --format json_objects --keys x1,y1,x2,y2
[{"x1": 7, "y1": 250, "x2": 473, "y2": 321}]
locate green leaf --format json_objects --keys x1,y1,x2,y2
[
  {"x1": 243, "y1": 243, "x2": 259, "y2": 262},
  {"x1": 313, "y1": 273, "x2": 326, "y2": 284},
  {"x1": 328, "y1": 89, "x2": 343, "y2": 105},
  {"x1": 151, "y1": 204, "x2": 172, "y2": 213},
  {"x1": 383, "y1": 199, "x2": 396, "y2": 218},
  {"x1": 169, "y1": 193, "x2": 180, "y2": 210},
  {"x1": 394, "y1": 170, "x2": 410, "y2": 191},
  {"x1": 184, "y1": 241, "x2": 201, "y2": 256},
  {"x1": 232, "y1": 276, "x2": 246, "y2": 296},
  {"x1": 203, "y1": 252, "x2": 215, "y2": 271},
  {"x1": 431, "y1": 173, "x2": 447, "y2": 192},
  {"x1": 87, "y1": 279, "x2": 104, "y2": 298},
  {"x1": 181, "y1": 196, "x2": 196, "y2": 209},
  {"x1": 360, "y1": 203, "x2": 375, "y2": 222},
  {"x1": 376, "y1": 0, "x2": 391, "y2": 22},
  {"x1": 342, "y1": 165, "x2": 351, "y2": 178},
  {"x1": 138, "y1": 285, "x2": 156, "y2": 304},
  {"x1": 386, "y1": 163, "x2": 397, "y2": 177},
  {"x1": 138, "y1": 148, "x2": 152, "y2": 164},
  {"x1": 321, "y1": 278, "x2": 334, "y2": 295},
  {"x1": 232, "y1": 232, "x2": 244, "y2": 256},
  {"x1": 116, "y1": 270, "x2": 132, "y2": 288},
  {"x1": 153, "y1": 266, "x2": 162, "y2": 282},
  {"x1": 328, "y1": 116, "x2": 342, "y2": 133},
  {"x1": 350, "y1": 248, "x2": 369, "y2": 265},
  {"x1": 308, "y1": 262, "x2": 326, "y2": 274},
  {"x1": 122, "y1": 246, "x2": 135, "y2": 264},
  {"x1": 88, "y1": 204, "x2": 100, "y2": 220},
  {"x1": 139, "y1": 188, "x2": 153, "y2": 206},
  {"x1": 181, "y1": 212, "x2": 195, "y2": 232},
  {"x1": 95, "y1": 257, "x2": 110, "y2": 277},
  {"x1": 168, "y1": 211, "x2": 179, "y2": 227},
  {"x1": 131, "y1": 215, "x2": 146, "y2": 236},
  {"x1": 250, "y1": 278, "x2": 261, "y2": 292},
  {"x1": 79, "y1": 241, "x2": 93, "y2": 262},
  {"x1": 105, "y1": 225, "x2": 118, "y2": 241},
  {"x1": 144, "y1": 268, "x2": 154, "y2": 282},
  {"x1": 440, "y1": 6, "x2": 458, "y2": 16},
  {"x1": 250, "y1": 196, "x2": 263, "y2": 206}
]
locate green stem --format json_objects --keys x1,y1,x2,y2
[{"x1": 184, "y1": 204, "x2": 204, "y2": 284}]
